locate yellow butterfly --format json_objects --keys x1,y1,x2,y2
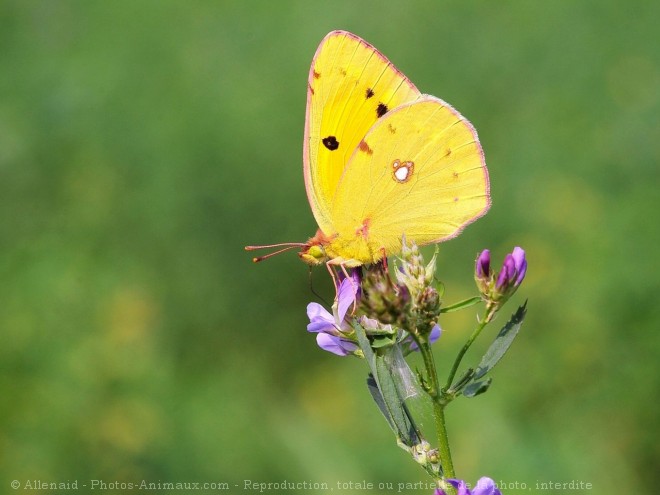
[{"x1": 247, "y1": 31, "x2": 490, "y2": 267}]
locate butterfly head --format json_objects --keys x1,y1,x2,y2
[
  {"x1": 245, "y1": 229, "x2": 333, "y2": 265},
  {"x1": 298, "y1": 229, "x2": 333, "y2": 265},
  {"x1": 298, "y1": 244, "x2": 328, "y2": 265}
]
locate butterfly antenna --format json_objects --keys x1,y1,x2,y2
[
  {"x1": 309, "y1": 268, "x2": 331, "y2": 307},
  {"x1": 245, "y1": 242, "x2": 305, "y2": 263}
]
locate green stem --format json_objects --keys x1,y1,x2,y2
[
  {"x1": 433, "y1": 399, "x2": 455, "y2": 479},
  {"x1": 418, "y1": 338, "x2": 441, "y2": 398},
  {"x1": 418, "y1": 340, "x2": 456, "y2": 494},
  {"x1": 444, "y1": 307, "x2": 494, "y2": 391}
]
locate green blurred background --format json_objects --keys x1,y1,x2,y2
[{"x1": 1, "y1": 1, "x2": 658, "y2": 494}]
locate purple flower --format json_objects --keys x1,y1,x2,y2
[
  {"x1": 306, "y1": 276, "x2": 359, "y2": 356},
  {"x1": 407, "y1": 324, "x2": 442, "y2": 351},
  {"x1": 435, "y1": 477, "x2": 501, "y2": 495}
]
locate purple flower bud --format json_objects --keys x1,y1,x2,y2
[
  {"x1": 475, "y1": 249, "x2": 491, "y2": 279},
  {"x1": 496, "y1": 254, "x2": 516, "y2": 289},
  {"x1": 511, "y1": 246, "x2": 527, "y2": 286}
]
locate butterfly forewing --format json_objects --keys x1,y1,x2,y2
[{"x1": 304, "y1": 31, "x2": 421, "y2": 234}]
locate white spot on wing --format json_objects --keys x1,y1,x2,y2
[
  {"x1": 391, "y1": 159, "x2": 414, "y2": 183},
  {"x1": 395, "y1": 167, "x2": 409, "y2": 181}
]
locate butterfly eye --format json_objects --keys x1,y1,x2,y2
[
  {"x1": 299, "y1": 244, "x2": 327, "y2": 266},
  {"x1": 392, "y1": 160, "x2": 414, "y2": 183}
]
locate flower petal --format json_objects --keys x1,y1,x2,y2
[
  {"x1": 455, "y1": 480, "x2": 471, "y2": 495},
  {"x1": 512, "y1": 247, "x2": 527, "y2": 286},
  {"x1": 472, "y1": 477, "x2": 501, "y2": 495},
  {"x1": 307, "y1": 302, "x2": 329, "y2": 321},
  {"x1": 336, "y1": 277, "x2": 358, "y2": 321},
  {"x1": 436, "y1": 480, "x2": 469, "y2": 495},
  {"x1": 306, "y1": 302, "x2": 335, "y2": 333},
  {"x1": 511, "y1": 246, "x2": 526, "y2": 271},
  {"x1": 476, "y1": 249, "x2": 490, "y2": 278},
  {"x1": 316, "y1": 333, "x2": 357, "y2": 356},
  {"x1": 496, "y1": 254, "x2": 516, "y2": 289},
  {"x1": 429, "y1": 324, "x2": 442, "y2": 344}
]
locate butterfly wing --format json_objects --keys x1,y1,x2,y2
[
  {"x1": 327, "y1": 96, "x2": 490, "y2": 264},
  {"x1": 304, "y1": 31, "x2": 422, "y2": 234}
]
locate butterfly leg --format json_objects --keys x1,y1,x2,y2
[
  {"x1": 377, "y1": 248, "x2": 399, "y2": 294},
  {"x1": 325, "y1": 262, "x2": 340, "y2": 291},
  {"x1": 379, "y1": 247, "x2": 389, "y2": 272}
]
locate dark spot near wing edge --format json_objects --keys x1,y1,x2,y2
[
  {"x1": 358, "y1": 140, "x2": 373, "y2": 155},
  {"x1": 322, "y1": 136, "x2": 339, "y2": 151}
]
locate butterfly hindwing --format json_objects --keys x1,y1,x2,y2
[
  {"x1": 304, "y1": 31, "x2": 421, "y2": 233},
  {"x1": 328, "y1": 96, "x2": 490, "y2": 263}
]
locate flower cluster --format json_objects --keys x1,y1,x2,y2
[
  {"x1": 306, "y1": 271, "x2": 442, "y2": 356},
  {"x1": 301, "y1": 240, "x2": 528, "y2": 495},
  {"x1": 475, "y1": 247, "x2": 527, "y2": 319}
]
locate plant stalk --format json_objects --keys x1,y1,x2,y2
[
  {"x1": 444, "y1": 310, "x2": 493, "y2": 390},
  {"x1": 418, "y1": 341, "x2": 456, "y2": 494}
]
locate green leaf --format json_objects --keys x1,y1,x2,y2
[
  {"x1": 449, "y1": 367, "x2": 475, "y2": 393},
  {"x1": 354, "y1": 318, "x2": 378, "y2": 368},
  {"x1": 463, "y1": 378, "x2": 492, "y2": 398},
  {"x1": 375, "y1": 349, "x2": 422, "y2": 447},
  {"x1": 440, "y1": 296, "x2": 482, "y2": 313},
  {"x1": 365, "y1": 325, "x2": 396, "y2": 336},
  {"x1": 366, "y1": 374, "x2": 397, "y2": 432},
  {"x1": 473, "y1": 301, "x2": 527, "y2": 380},
  {"x1": 354, "y1": 320, "x2": 421, "y2": 448},
  {"x1": 371, "y1": 335, "x2": 396, "y2": 349},
  {"x1": 435, "y1": 280, "x2": 446, "y2": 298}
]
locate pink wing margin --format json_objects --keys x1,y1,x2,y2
[{"x1": 421, "y1": 95, "x2": 491, "y2": 244}]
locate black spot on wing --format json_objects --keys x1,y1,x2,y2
[
  {"x1": 376, "y1": 103, "x2": 389, "y2": 118},
  {"x1": 365, "y1": 88, "x2": 374, "y2": 99},
  {"x1": 322, "y1": 136, "x2": 339, "y2": 151}
]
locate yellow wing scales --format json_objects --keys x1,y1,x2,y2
[
  {"x1": 327, "y1": 97, "x2": 490, "y2": 264},
  {"x1": 304, "y1": 31, "x2": 421, "y2": 234}
]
